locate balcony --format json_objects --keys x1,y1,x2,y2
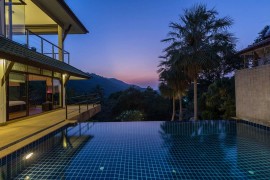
[{"x1": 13, "y1": 29, "x2": 70, "y2": 64}]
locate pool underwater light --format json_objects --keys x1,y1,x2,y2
[{"x1": 24, "y1": 152, "x2": 34, "y2": 160}]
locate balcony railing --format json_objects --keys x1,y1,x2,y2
[
  {"x1": 66, "y1": 94, "x2": 101, "y2": 119},
  {"x1": 23, "y1": 29, "x2": 70, "y2": 64}
]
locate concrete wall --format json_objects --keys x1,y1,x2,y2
[{"x1": 235, "y1": 64, "x2": 270, "y2": 124}]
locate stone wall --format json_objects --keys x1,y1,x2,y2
[{"x1": 235, "y1": 64, "x2": 270, "y2": 124}]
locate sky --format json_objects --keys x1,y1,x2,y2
[{"x1": 63, "y1": 0, "x2": 270, "y2": 89}]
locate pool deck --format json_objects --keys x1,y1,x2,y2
[{"x1": 0, "y1": 104, "x2": 101, "y2": 158}]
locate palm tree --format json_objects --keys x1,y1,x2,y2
[
  {"x1": 158, "y1": 61, "x2": 189, "y2": 121},
  {"x1": 162, "y1": 4, "x2": 233, "y2": 120},
  {"x1": 158, "y1": 82, "x2": 176, "y2": 121},
  {"x1": 174, "y1": 66, "x2": 189, "y2": 121}
]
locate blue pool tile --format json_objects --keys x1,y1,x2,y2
[{"x1": 1, "y1": 121, "x2": 270, "y2": 179}]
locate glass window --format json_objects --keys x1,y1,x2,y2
[
  {"x1": 54, "y1": 72, "x2": 61, "y2": 78},
  {"x1": 5, "y1": 0, "x2": 26, "y2": 42},
  {"x1": 8, "y1": 72, "x2": 27, "y2": 120},
  {"x1": 28, "y1": 75, "x2": 52, "y2": 115},
  {"x1": 28, "y1": 66, "x2": 40, "y2": 74},
  {"x1": 42, "y1": 70, "x2": 52, "y2": 77},
  {"x1": 12, "y1": 63, "x2": 27, "y2": 72},
  {"x1": 0, "y1": 0, "x2": 4, "y2": 36},
  {"x1": 53, "y1": 78, "x2": 62, "y2": 109},
  {"x1": 8, "y1": 71, "x2": 63, "y2": 121}
]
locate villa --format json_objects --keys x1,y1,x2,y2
[
  {"x1": 1, "y1": 1, "x2": 270, "y2": 180},
  {"x1": 236, "y1": 29, "x2": 270, "y2": 126},
  {"x1": 0, "y1": 0, "x2": 101, "y2": 156}
]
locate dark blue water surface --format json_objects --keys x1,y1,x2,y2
[{"x1": 4, "y1": 121, "x2": 270, "y2": 179}]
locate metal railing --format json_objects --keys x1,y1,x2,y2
[
  {"x1": 65, "y1": 93, "x2": 101, "y2": 119},
  {"x1": 25, "y1": 29, "x2": 70, "y2": 64}
]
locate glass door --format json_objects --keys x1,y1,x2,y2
[
  {"x1": 28, "y1": 75, "x2": 52, "y2": 116},
  {"x1": 8, "y1": 72, "x2": 27, "y2": 120}
]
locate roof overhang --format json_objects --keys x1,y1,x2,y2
[
  {"x1": 238, "y1": 38, "x2": 270, "y2": 56},
  {"x1": 25, "y1": 0, "x2": 88, "y2": 34},
  {"x1": 0, "y1": 36, "x2": 91, "y2": 79}
]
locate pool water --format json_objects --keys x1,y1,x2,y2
[{"x1": 3, "y1": 121, "x2": 270, "y2": 179}]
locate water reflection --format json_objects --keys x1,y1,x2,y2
[
  {"x1": 159, "y1": 121, "x2": 245, "y2": 179},
  {"x1": 236, "y1": 123, "x2": 270, "y2": 178},
  {"x1": 0, "y1": 123, "x2": 93, "y2": 179},
  {"x1": 2, "y1": 121, "x2": 270, "y2": 179}
]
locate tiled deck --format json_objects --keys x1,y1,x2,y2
[{"x1": 0, "y1": 104, "x2": 100, "y2": 158}]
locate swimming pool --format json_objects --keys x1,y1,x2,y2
[{"x1": 1, "y1": 120, "x2": 270, "y2": 179}]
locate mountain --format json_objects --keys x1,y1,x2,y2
[{"x1": 67, "y1": 73, "x2": 144, "y2": 97}]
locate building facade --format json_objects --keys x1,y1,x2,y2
[
  {"x1": 236, "y1": 30, "x2": 270, "y2": 125},
  {"x1": 0, "y1": 0, "x2": 90, "y2": 124}
]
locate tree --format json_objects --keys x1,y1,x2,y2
[
  {"x1": 200, "y1": 41, "x2": 242, "y2": 83},
  {"x1": 158, "y1": 62, "x2": 189, "y2": 121},
  {"x1": 254, "y1": 25, "x2": 270, "y2": 44},
  {"x1": 116, "y1": 110, "x2": 144, "y2": 121},
  {"x1": 201, "y1": 77, "x2": 235, "y2": 119},
  {"x1": 159, "y1": 82, "x2": 176, "y2": 121},
  {"x1": 93, "y1": 85, "x2": 104, "y2": 99},
  {"x1": 162, "y1": 4, "x2": 234, "y2": 120},
  {"x1": 96, "y1": 87, "x2": 170, "y2": 121}
]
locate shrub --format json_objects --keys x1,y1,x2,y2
[{"x1": 116, "y1": 110, "x2": 144, "y2": 121}]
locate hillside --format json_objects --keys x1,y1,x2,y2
[{"x1": 67, "y1": 73, "x2": 143, "y2": 97}]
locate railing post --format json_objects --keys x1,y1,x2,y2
[
  {"x1": 52, "y1": 45, "x2": 55, "y2": 59},
  {"x1": 41, "y1": 39, "x2": 44, "y2": 54},
  {"x1": 26, "y1": 30, "x2": 29, "y2": 48},
  {"x1": 65, "y1": 96, "x2": 68, "y2": 119}
]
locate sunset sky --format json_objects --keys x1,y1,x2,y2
[{"x1": 64, "y1": 0, "x2": 270, "y2": 89}]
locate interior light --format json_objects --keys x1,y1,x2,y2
[
  {"x1": 24, "y1": 152, "x2": 34, "y2": 160},
  {"x1": 0, "y1": 59, "x2": 4, "y2": 71}
]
